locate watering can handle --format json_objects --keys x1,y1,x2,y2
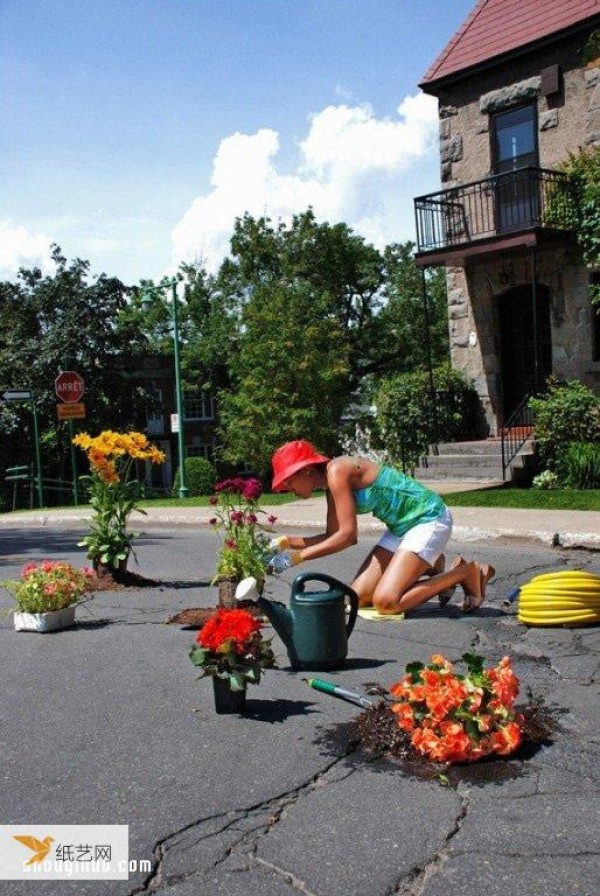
[{"x1": 292, "y1": 572, "x2": 359, "y2": 638}]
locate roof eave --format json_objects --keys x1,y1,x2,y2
[{"x1": 419, "y1": 15, "x2": 600, "y2": 96}]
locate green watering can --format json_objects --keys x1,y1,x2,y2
[{"x1": 237, "y1": 572, "x2": 359, "y2": 671}]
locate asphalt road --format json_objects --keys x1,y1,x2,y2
[{"x1": 1, "y1": 525, "x2": 599, "y2": 896}]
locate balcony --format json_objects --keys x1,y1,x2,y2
[{"x1": 414, "y1": 167, "x2": 574, "y2": 261}]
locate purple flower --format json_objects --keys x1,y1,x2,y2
[
  {"x1": 246, "y1": 513, "x2": 257, "y2": 524},
  {"x1": 242, "y1": 478, "x2": 263, "y2": 501},
  {"x1": 267, "y1": 515, "x2": 278, "y2": 525},
  {"x1": 230, "y1": 510, "x2": 244, "y2": 523}
]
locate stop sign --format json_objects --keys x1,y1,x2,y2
[{"x1": 55, "y1": 370, "x2": 85, "y2": 404}]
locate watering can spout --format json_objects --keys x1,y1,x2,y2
[{"x1": 235, "y1": 577, "x2": 296, "y2": 658}]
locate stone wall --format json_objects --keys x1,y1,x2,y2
[{"x1": 430, "y1": 25, "x2": 600, "y2": 433}]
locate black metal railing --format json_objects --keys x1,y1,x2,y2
[
  {"x1": 501, "y1": 394, "x2": 536, "y2": 480},
  {"x1": 415, "y1": 167, "x2": 573, "y2": 254}
]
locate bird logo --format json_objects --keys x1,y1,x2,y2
[{"x1": 12, "y1": 835, "x2": 54, "y2": 866}]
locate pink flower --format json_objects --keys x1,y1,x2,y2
[
  {"x1": 267, "y1": 515, "x2": 278, "y2": 525},
  {"x1": 230, "y1": 510, "x2": 244, "y2": 523}
]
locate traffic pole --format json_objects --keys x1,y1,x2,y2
[
  {"x1": 31, "y1": 398, "x2": 44, "y2": 508},
  {"x1": 68, "y1": 419, "x2": 79, "y2": 506}
]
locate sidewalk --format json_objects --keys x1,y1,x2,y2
[{"x1": 1, "y1": 480, "x2": 598, "y2": 549}]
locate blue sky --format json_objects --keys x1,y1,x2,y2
[{"x1": 1, "y1": 0, "x2": 475, "y2": 284}]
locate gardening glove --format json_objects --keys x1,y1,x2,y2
[
  {"x1": 268, "y1": 550, "x2": 303, "y2": 574},
  {"x1": 268, "y1": 535, "x2": 291, "y2": 552}
]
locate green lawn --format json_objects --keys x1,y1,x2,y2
[
  {"x1": 444, "y1": 488, "x2": 600, "y2": 511},
  {"x1": 138, "y1": 491, "x2": 298, "y2": 509}
]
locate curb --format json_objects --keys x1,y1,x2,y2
[{"x1": 0, "y1": 509, "x2": 599, "y2": 551}]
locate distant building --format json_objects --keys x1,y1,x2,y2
[
  {"x1": 414, "y1": 0, "x2": 600, "y2": 434},
  {"x1": 132, "y1": 354, "x2": 218, "y2": 491}
]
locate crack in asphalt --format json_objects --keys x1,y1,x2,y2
[
  {"x1": 393, "y1": 791, "x2": 471, "y2": 895},
  {"x1": 128, "y1": 752, "x2": 355, "y2": 894}
]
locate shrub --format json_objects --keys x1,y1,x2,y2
[
  {"x1": 173, "y1": 456, "x2": 218, "y2": 496},
  {"x1": 374, "y1": 364, "x2": 481, "y2": 470},
  {"x1": 529, "y1": 380, "x2": 600, "y2": 470},
  {"x1": 531, "y1": 470, "x2": 559, "y2": 490},
  {"x1": 556, "y1": 442, "x2": 600, "y2": 489}
]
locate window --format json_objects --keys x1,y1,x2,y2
[
  {"x1": 492, "y1": 104, "x2": 538, "y2": 174},
  {"x1": 146, "y1": 384, "x2": 164, "y2": 435},
  {"x1": 184, "y1": 392, "x2": 215, "y2": 421},
  {"x1": 187, "y1": 444, "x2": 215, "y2": 462},
  {"x1": 491, "y1": 104, "x2": 539, "y2": 233}
]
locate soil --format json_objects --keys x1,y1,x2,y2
[
  {"x1": 165, "y1": 603, "x2": 268, "y2": 628},
  {"x1": 92, "y1": 569, "x2": 160, "y2": 591},
  {"x1": 344, "y1": 697, "x2": 559, "y2": 785}
]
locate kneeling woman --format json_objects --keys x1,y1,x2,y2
[{"x1": 269, "y1": 440, "x2": 493, "y2": 615}]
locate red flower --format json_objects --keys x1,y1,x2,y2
[{"x1": 197, "y1": 608, "x2": 262, "y2": 655}]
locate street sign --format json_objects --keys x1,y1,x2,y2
[
  {"x1": 2, "y1": 390, "x2": 32, "y2": 401},
  {"x1": 55, "y1": 371, "x2": 85, "y2": 404},
  {"x1": 57, "y1": 402, "x2": 86, "y2": 421},
  {"x1": 170, "y1": 413, "x2": 180, "y2": 433}
]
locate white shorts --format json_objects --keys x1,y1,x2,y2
[{"x1": 376, "y1": 508, "x2": 453, "y2": 566}]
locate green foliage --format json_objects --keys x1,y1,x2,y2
[
  {"x1": 0, "y1": 246, "x2": 154, "y2": 480},
  {"x1": 217, "y1": 278, "x2": 351, "y2": 473},
  {"x1": 173, "y1": 456, "x2": 217, "y2": 496},
  {"x1": 545, "y1": 146, "x2": 600, "y2": 307},
  {"x1": 556, "y1": 442, "x2": 600, "y2": 489},
  {"x1": 374, "y1": 364, "x2": 480, "y2": 470},
  {"x1": 529, "y1": 380, "x2": 600, "y2": 469},
  {"x1": 531, "y1": 470, "x2": 559, "y2": 490},
  {"x1": 78, "y1": 474, "x2": 145, "y2": 568},
  {"x1": 582, "y1": 28, "x2": 600, "y2": 65}
]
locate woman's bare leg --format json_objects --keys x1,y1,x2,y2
[
  {"x1": 372, "y1": 551, "x2": 482, "y2": 615},
  {"x1": 351, "y1": 546, "x2": 394, "y2": 608},
  {"x1": 439, "y1": 555, "x2": 466, "y2": 606}
]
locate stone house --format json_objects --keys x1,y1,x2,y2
[{"x1": 414, "y1": 0, "x2": 600, "y2": 438}]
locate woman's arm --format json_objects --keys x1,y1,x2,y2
[{"x1": 287, "y1": 459, "x2": 358, "y2": 560}]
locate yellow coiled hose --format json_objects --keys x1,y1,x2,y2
[{"x1": 517, "y1": 570, "x2": 600, "y2": 626}]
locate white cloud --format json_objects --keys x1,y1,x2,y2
[
  {"x1": 0, "y1": 221, "x2": 54, "y2": 279},
  {"x1": 171, "y1": 92, "x2": 439, "y2": 273}
]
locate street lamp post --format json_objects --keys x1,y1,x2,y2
[{"x1": 142, "y1": 278, "x2": 189, "y2": 498}]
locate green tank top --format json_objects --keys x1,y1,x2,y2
[{"x1": 353, "y1": 466, "x2": 446, "y2": 537}]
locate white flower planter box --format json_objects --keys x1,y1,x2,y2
[{"x1": 13, "y1": 605, "x2": 77, "y2": 633}]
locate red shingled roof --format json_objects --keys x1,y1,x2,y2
[{"x1": 421, "y1": 0, "x2": 600, "y2": 88}]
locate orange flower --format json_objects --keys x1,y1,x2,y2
[
  {"x1": 490, "y1": 721, "x2": 522, "y2": 756},
  {"x1": 391, "y1": 701, "x2": 415, "y2": 732}
]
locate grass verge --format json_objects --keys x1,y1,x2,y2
[{"x1": 445, "y1": 488, "x2": 600, "y2": 511}]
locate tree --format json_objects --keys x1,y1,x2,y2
[
  {"x1": 217, "y1": 279, "x2": 350, "y2": 474},
  {"x1": 0, "y1": 246, "x2": 152, "y2": 482},
  {"x1": 184, "y1": 212, "x2": 450, "y2": 472}
]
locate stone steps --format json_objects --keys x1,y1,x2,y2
[{"x1": 415, "y1": 438, "x2": 535, "y2": 483}]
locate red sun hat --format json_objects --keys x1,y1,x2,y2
[{"x1": 271, "y1": 440, "x2": 330, "y2": 491}]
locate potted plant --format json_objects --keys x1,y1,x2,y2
[
  {"x1": 73, "y1": 430, "x2": 165, "y2": 578},
  {"x1": 208, "y1": 477, "x2": 277, "y2": 606},
  {"x1": 389, "y1": 653, "x2": 524, "y2": 763},
  {"x1": 3, "y1": 560, "x2": 97, "y2": 632},
  {"x1": 189, "y1": 607, "x2": 276, "y2": 713}
]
